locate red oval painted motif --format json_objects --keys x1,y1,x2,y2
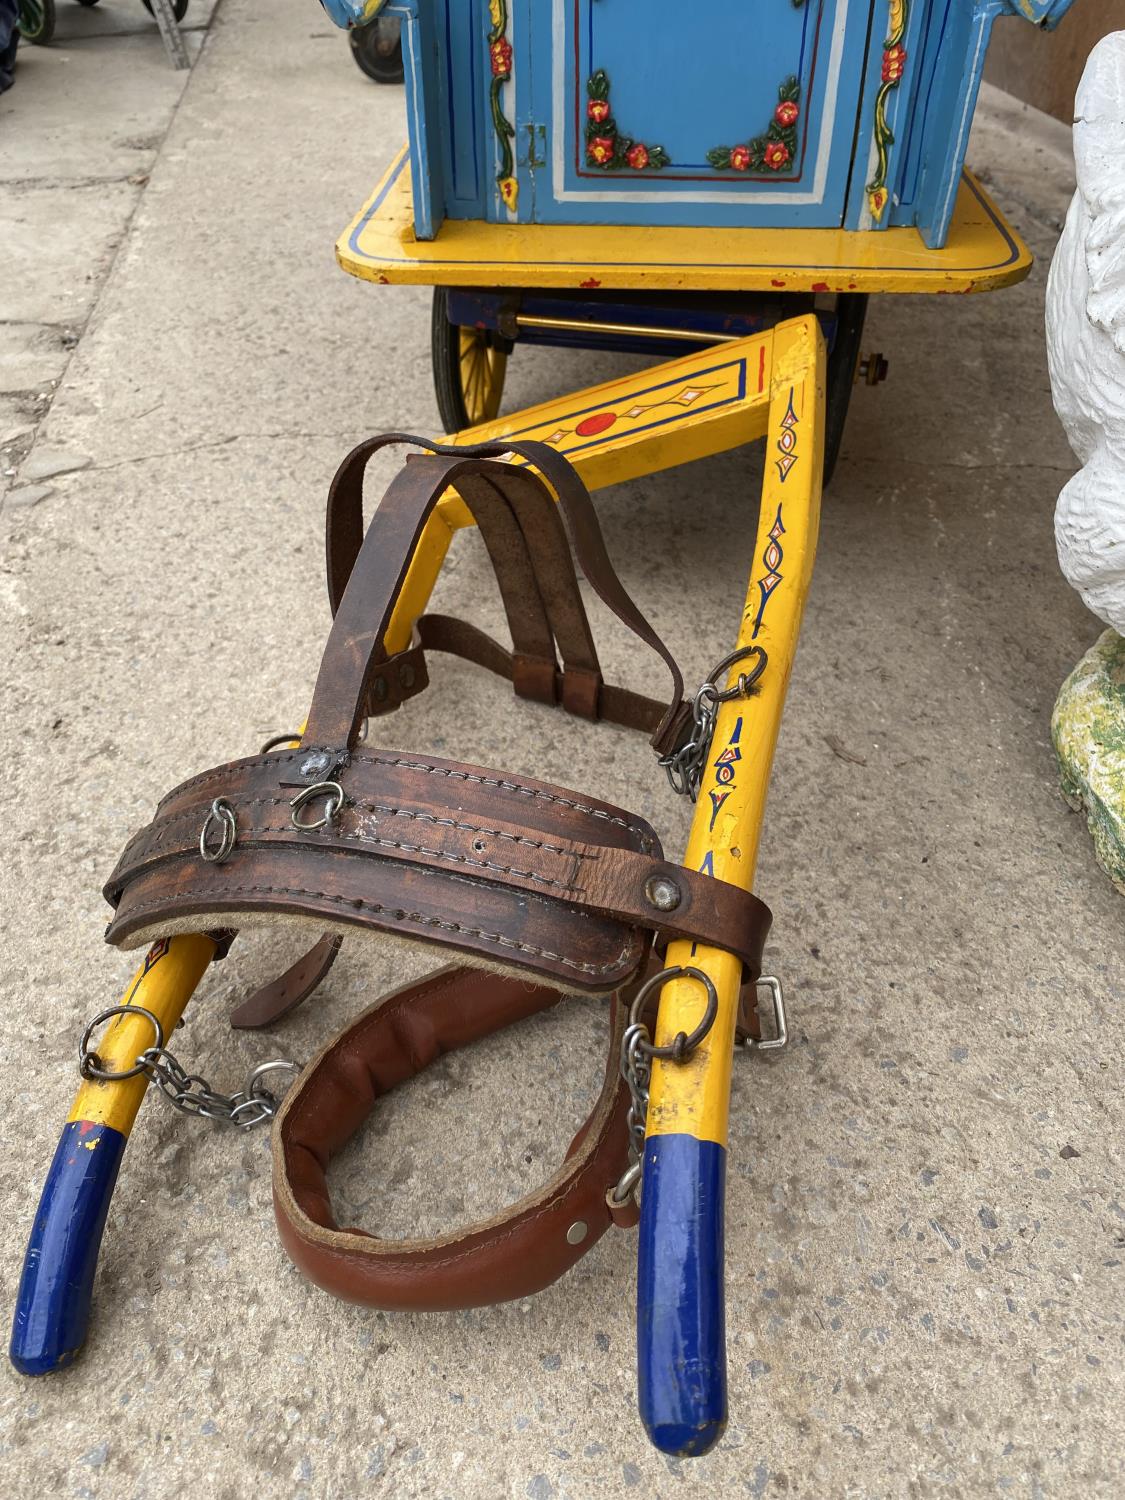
[{"x1": 575, "y1": 411, "x2": 617, "y2": 438}]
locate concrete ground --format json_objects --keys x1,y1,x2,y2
[{"x1": 0, "y1": 3, "x2": 1121, "y2": 1496}]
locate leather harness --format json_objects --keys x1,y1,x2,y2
[{"x1": 103, "y1": 435, "x2": 772, "y2": 1310}]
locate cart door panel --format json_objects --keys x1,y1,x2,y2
[{"x1": 520, "y1": 0, "x2": 876, "y2": 229}]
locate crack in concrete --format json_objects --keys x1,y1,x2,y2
[
  {"x1": 0, "y1": 175, "x2": 149, "y2": 194},
  {"x1": 4, "y1": 7, "x2": 222, "y2": 503},
  {"x1": 848, "y1": 456, "x2": 1075, "y2": 477},
  {"x1": 84, "y1": 432, "x2": 374, "y2": 472}
]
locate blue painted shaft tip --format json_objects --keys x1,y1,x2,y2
[
  {"x1": 645, "y1": 1415, "x2": 728, "y2": 1460},
  {"x1": 10, "y1": 1120, "x2": 126, "y2": 1377},
  {"x1": 637, "y1": 1133, "x2": 729, "y2": 1458}
]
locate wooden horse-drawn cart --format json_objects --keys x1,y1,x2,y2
[{"x1": 11, "y1": 0, "x2": 1080, "y2": 1462}]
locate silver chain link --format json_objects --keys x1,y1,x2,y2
[
  {"x1": 79, "y1": 1004, "x2": 299, "y2": 1130},
  {"x1": 610, "y1": 967, "x2": 718, "y2": 1208},
  {"x1": 659, "y1": 646, "x2": 768, "y2": 801},
  {"x1": 610, "y1": 970, "x2": 790, "y2": 1208},
  {"x1": 137, "y1": 1050, "x2": 299, "y2": 1128}
]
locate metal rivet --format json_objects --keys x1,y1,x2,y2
[
  {"x1": 644, "y1": 876, "x2": 681, "y2": 912},
  {"x1": 372, "y1": 676, "x2": 388, "y2": 702},
  {"x1": 399, "y1": 662, "x2": 416, "y2": 690},
  {"x1": 566, "y1": 1220, "x2": 588, "y2": 1246},
  {"x1": 300, "y1": 752, "x2": 331, "y2": 779}
]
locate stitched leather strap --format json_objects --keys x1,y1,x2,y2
[
  {"x1": 103, "y1": 745, "x2": 772, "y2": 989},
  {"x1": 272, "y1": 965, "x2": 640, "y2": 1310}
]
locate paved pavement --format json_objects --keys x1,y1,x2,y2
[{"x1": 0, "y1": 3, "x2": 1121, "y2": 1497}]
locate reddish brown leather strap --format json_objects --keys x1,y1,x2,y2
[{"x1": 273, "y1": 965, "x2": 638, "y2": 1310}]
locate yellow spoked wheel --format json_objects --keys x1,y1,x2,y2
[{"x1": 431, "y1": 287, "x2": 509, "y2": 433}]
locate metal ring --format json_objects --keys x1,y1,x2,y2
[
  {"x1": 260, "y1": 731, "x2": 302, "y2": 754},
  {"x1": 79, "y1": 1004, "x2": 165, "y2": 1082},
  {"x1": 199, "y1": 798, "x2": 237, "y2": 864},
  {"x1": 627, "y1": 965, "x2": 719, "y2": 1062},
  {"x1": 289, "y1": 780, "x2": 344, "y2": 831},
  {"x1": 710, "y1": 646, "x2": 768, "y2": 702},
  {"x1": 607, "y1": 1160, "x2": 642, "y2": 1208},
  {"x1": 244, "y1": 1059, "x2": 300, "y2": 1100}
]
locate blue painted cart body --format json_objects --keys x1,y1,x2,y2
[{"x1": 339, "y1": 0, "x2": 1077, "y2": 248}]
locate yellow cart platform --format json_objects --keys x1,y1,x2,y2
[{"x1": 340, "y1": 147, "x2": 1030, "y2": 297}]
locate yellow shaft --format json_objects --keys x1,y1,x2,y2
[
  {"x1": 646, "y1": 315, "x2": 826, "y2": 1146},
  {"x1": 68, "y1": 935, "x2": 216, "y2": 1135}
]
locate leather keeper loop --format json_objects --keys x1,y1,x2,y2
[
  {"x1": 512, "y1": 653, "x2": 559, "y2": 706},
  {"x1": 561, "y1": 665, "x2": 603, "y2": 721}
]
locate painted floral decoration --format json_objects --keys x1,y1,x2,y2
[
  {"x1": 584, "y1": 70, "x2": 670, "y2": 171},
  {"x1": 487, "y1": 0, "x2": 518, "y2": 210},
  {"x1": 867, "y1": 0, "x2": 910, "y2": 221},
  {"x1": 707, "y1": 76, "x2": 801, "y2": 174},
  {"x1": 881, "y1": 43, "x2": 907, "y2": 82}
]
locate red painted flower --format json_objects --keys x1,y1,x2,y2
[
  {"x1": 763, "y1": 140, "x2": 790, "y2": 171},
  {"x1": 882, "y1": 44, "x2": 906, "y2": 83},
  {"x1": 626, "y1": 143, "x2": 650, "y2": 170},
  {"x1": 587, "y1": 98, "x2": 610, "y2": 123},
  {"x1": 490, "y1": 37, "x2": 512, "y2": 77},
  {"x1": 729, "y1": 144, "x2": 752, "y2": 172},
  {"x1": 587, "y1": 136, "x2": 615, "y2": 166},
  {"x1": 774, "y1": 100, "x2": 799, "y2": 129}
]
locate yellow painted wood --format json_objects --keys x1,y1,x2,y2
[
  {"x1": 67, "y1": 935, "x2": 216, "y2": 1135},
  {"x1": 385, "y1": 331, "x2": 774, "y2": 652},
  {"x1": 385, "y1": 512, "x2": 457, "y2": 655},
  {"x1": 339, "y1": 148, "x2": 1031, "y2": 296},
  {"x1": 645, "y1": 314, "x2": 825, "y2": 1148}
]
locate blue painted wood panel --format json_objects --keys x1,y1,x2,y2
[
  {"x1": 393, "y1": 0, "x2": 1083, "y2": 244},
  {"x1": 434, "y1": 0, "x2": 485, "y2": 220},
  {"x1": 521, "y1": 0, "x2": 879, "y2": 229}
]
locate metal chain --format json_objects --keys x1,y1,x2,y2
[
  {"x1": 659, "y1": 646, "x2": 768, "y2": 801},
  {"x1": 79, "y1": 1005, "x2": 299, "y2": 1130},
  {"x1": 137, "y1": 1050, "x2": 300, "y2": 1129},
  {"x1": 610, "y1": 966, "x2": 718, "y2": 1208},
  {"x1": 610, "y1": 970, "x2": 791, "y2": 1208}
]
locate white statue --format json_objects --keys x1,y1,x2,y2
[
  {"x1": 1047, "y1": 31, "x2": 1125, "y2": 894},
  {"x1": 1047, "y1": 32, "x2": 1125, "y2": 626}
]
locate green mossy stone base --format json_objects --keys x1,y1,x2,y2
[{"x1": 1053, "y1": 629, "x2": 1125, "y2": 895}]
